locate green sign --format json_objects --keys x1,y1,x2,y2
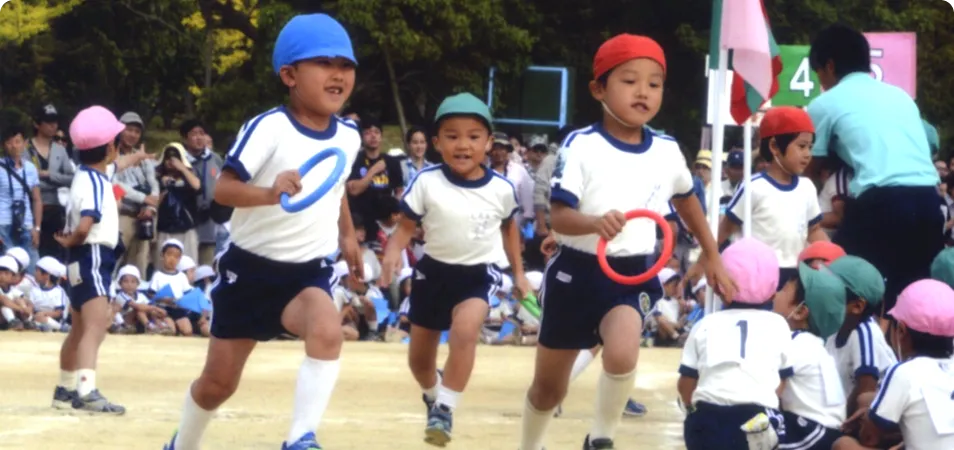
[{"x1": 774, "y1": 45, "x2": 822, "y2": 107}]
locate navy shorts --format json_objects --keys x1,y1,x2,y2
[
  {"x1": 538, "y1": 246, "x2": 662, "y2": 350},
  {"x1": 66, "y1": 244, "x2": 116, "y2": 310},
  {"x1": 780, "y1": 412, "x2": 842, "y2": 450},
  {"x1": 408, "y1": 255, "x2": 502, "y2": 331},
  {"x1": 210, "y1": 244, "x2": 334, "y2": 341},
  {"x1": 684, "y1": 402, "x2": 785, "y2": 450}
]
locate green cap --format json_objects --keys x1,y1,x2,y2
[
  {"x1": 932, "y1": 248, "x2": 954, "y2": 290},
  {"x1": 434, "y1": 93, "x2": 493, "y2": 130},
  {"x1": 828, "y1": 255, "x2": 885, "y2": 306},
  {"x1": 923, "y1": 119, "x2": 939, "y2": 155},
  {"x1": 798, "y1": 263, "x2": 847, "y2": 340}
]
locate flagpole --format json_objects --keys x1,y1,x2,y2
[
  {"x1": 742, "y1": 118, "x2": 753, "y2": 237},
  {"x1": 705, "y1": 48, "x2": 729, "y2": 315}
]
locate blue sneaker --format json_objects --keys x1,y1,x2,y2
[
  {"x1": 163, "y1": 432, "x2": 177, "y2": 450},
  {"x1": 282, "y1": 431, "x2": 322, "y2": 450},
  {"x1": 622, "y1": 398, "x2": 647, "y2": 417},
  {"x1": 424, "y1": 405, "x2": 453, "y2": 447}
]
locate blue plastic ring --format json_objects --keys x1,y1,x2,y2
[{"x1": 280, "y1": 147, "x2": 347, "y2": 213}]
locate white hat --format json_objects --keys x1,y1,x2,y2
[
  {"x1": 36, "y1": 256, "x2": 65, "y2": 279},
  {"x1": 500, "y1": 274, "x2": 513, "y2": 293},
  {"x1": 0, "y1": 255, "x2": 20, "y2": 273},
  {"x1": 526, "y1": 271, "x2": 544, "y2": 291},
  {"x1": 332, "y1": 260, "x2": 350, "y2": 279},
  {"x1": 117, "y1": 264, "x2": 142, "y2": 282},
  {"x1": 5, "y1": 247, "x2": 29, "y2": 272},
  {"x1": 657, "y1": 267, "x2": 681, "y2": 285},
  {"x1": 692, "y1": 277, "x2": 708, "y2": 294},
  {"x1": 194, "y1": 265, "x2": 215, "y2": 281},
  {"x1": 177, "y1": 255, "x2": 196, "y2": 272},
  {"x1": 398, "y1": 267, "x2": 414, "y2": 283},
  {"x1": 161, "y1": 238, "x2": 184, "y2": 253}
]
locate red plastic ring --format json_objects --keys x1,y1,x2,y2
[{"x1": 596, "y1": 209, "x2": 674, "y2": 286}]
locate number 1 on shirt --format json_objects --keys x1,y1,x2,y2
[{"x1": 737, "y1": 320, "x2": 748, "y2": 359}]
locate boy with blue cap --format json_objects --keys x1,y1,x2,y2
[
  {"x1": 380, "y1": 92, "x2": 529, "y2": 447},
  {"x1": 165, "y1": 13, "x2": 364, "y2": 450}
]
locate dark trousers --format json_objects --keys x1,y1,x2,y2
[
  {"x1": 834, "y1": 186, "x2": 944, "y2": 313},
  {"x1": 39, "y1": 204, "x2": 65, "y2": 261}
]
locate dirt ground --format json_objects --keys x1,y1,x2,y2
[{"x1": 0, "y1": 333, "x2": 686, "y2": 449}]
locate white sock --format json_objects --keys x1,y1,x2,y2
[
  {"x1": 422, "y1": 371, "x2": 442, "y2": 402},
  {"x1": 173, "y1": 388, "x2": 215, "y2": 450},
  {"x1": 520, "y1": 396, "x2": 555, "y2": 450},
  {"x1": 436, "y1": 384, "x2": 461, "y2": 411},
  {"x1": 76, "y1": 369, "x2": 96, "y2": 397},
  {"x1": 589, "y1": 370, "x2": 636, "y2": 440},
  {"x1": 45, "y1": 318, "x2": 62, "y2": 330},
  {"x1": 113, "y1": 312, "x2": 124, "y2": 326},
  {"x1": 286, "y1": 357, "x2": 341, "y2": 444},
  {"x1": 569, "y1": 350, "x2": 595, "y2": 382},
  {"x1": 1, "y1": 307, "x2": 14, "y2": 322},
  {"x1": 58, "y1": 370, "x2": 76, "y2": 390}
]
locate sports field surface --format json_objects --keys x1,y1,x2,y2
[{"x1": 0, "y1": 334, "x2": 685, "y2": 449}]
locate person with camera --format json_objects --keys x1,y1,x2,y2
[
  {"x1": 0, "y1": 125, "x2": 43, "y2": 273},
  {"x1": 113, "y1": 112, "x2": 159, "y2": 277}
]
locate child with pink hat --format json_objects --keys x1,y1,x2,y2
[
  {"x1": 679, "y1": 238, "x2": 792, "y2": 450},
  {"x1": 835, "y1": 280, "x2": 954, "y2": 450}
]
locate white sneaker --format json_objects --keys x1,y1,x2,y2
[{"x1": 740, "y1": 412, "x2": 778, "y2": 450}]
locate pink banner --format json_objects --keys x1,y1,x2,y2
[{"x1": 864, "y1": 32, "x2": 917, "y2": 98}]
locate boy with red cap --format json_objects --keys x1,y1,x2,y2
[
  {"x1": 719, "y1": 106, "x2": 829, "y2": 290},
  {"x1": 519, "y1": 34, "x2": 736, "y2": 450},
  {"x1": 798, "y1": 241, "x2": 846, "y2": 269}
]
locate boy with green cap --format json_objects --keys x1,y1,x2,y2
[
  {"x1": 380, "y1": 92, "x2": 530, "y2": 447},
  {"x1": 824, "y1": 256, "x2": 897, "y2": 417},
  {"x1": 930, "y1": 247, "x2": 954, "y2": 289},
  {"x1": 774, "y1": 263, "x2": 849, "y2": 449}
]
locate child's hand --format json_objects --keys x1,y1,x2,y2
[
  {"x1": 379, "y1": 252, "x2": 401, "y2": 287},
  {"x1": 270, "y1": 170, "x2": 302, "y2": 204},
  {"x1": 540, "y1": 234, "x2": 557, "y2": 259},
  {"x1": 339, "y1": 235, "x2": 364, "y2": 283},
  {"x1": 591, "y1": 210, "x2": 627, "y2": 241},
  {"x1": 702, "y1": 255, "x2": 738, "y2": 303},
  {"x1": 54, "y1": 232, "x2": 74, "y2": 248},
  {"x1": 513, "y1": 274, "x2": 532, "y2": 300}
]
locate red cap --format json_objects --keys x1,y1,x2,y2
[
  {"x1": 798, "y1": 241, "x2": 846, "y2": 265},
  {"x1": 593, "y1": 34, "x2": 666, "y2": 80},
  {"x1": 759, "y1": 106, "x2": 815, "y2": 138}
]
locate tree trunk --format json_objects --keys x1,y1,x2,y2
[{"x1": 382, "y1": 44, "x2": 407, "y2": 150}]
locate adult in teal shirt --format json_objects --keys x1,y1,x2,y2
[{"x1": 807, "y1": 24, "x2": 943, "y2": 318}]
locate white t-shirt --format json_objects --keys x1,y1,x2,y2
[
  {"x1": 869, "y1": 356, "x2": 954, "y2": 450},
  {"x1": 825, "y1": 316, "x2": 897, "y2": 394},
  {"x1": 818, "y1": 168, "x2": 852, "y2": 235},
  {"x1": 726, "y1": 173, "x2": 822, "y2": 268},
  {"x1": 679, "y1": 308, "x2": 793, "y2": 409},
  {"x1": 781, "y1": 331, "x2": 846, "y2": 429},
  {"x1": 30, "y1": 285, "x2": 68, "y2": 312},
  {"x1": 114, "y1": 290, "x2": 149, "y2": 308},
  {"x1": 1, "y1": 285, "x2": 23, "y2": 300},
  {"x1": 66, "y1": 165, "x2": 118, "y2": 248},
  {"x1": 402, "y1": 165, "x2": 518, "y2": 265},
  {"x1": 224, "y1": 108, "x2": 361, "y2": 262},
  {"x1": 550, "y1": 124, "x2": 693, "y2": 256},
  {"x1": 149, "y1": 270, "x2": 193, "y2": 300}
]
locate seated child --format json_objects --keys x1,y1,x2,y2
[
  {"x1": 31, "y1": 256, "x2": 70, "y2": 332},
  {"x1": 825, "y1": 256, "x2": 897, "y2": 416},
  {"x1": 774, "y1": 263, "x2": 850, "y2": 449},
  {"x1": 679, "y1": 238, "x2": 792, "y2": 450},
  {"x1": 385, "y1": 267, "x2": 414, "y2": 342},
  {"x1": 797, "y1": 241, "x2": 846, "y2": 269},
  {"x1": 0, "y1": 255, "x2": 32, "y2": 330},
  {"x1": 178, "y1": 255, "x2": 197, "y2": 282},
  {"x1": 113, "y1": 265, "x2": 173, "y2": 335},
  {"x1": 331, "y1": 262, "x2": 382, "y2": 341},
  {"x1": 150, "y1": 239, "x2": 196, "y2": 336},
  {"x1": 834, "y1": 280, "x2": 954, "y2": 450},
  {"x1": 6, "y1": 247, "x2": 36, "y2": 297},
  {"x1": 651, "y1": 267, "x2": 687, "y2": 347},
  {"x1": 193, "y1": 265, "x2": 216, "y2": 297}
]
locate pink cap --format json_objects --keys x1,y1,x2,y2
[
  {"x1": 69, "y1": 106, "x2": 126, "y2": 151},
  {"x1": 721, "y1": 237, "x2": 779, "y2": 304},
  {"x1": 890, "y1": 279, "x2": 954, "y2": 337}
]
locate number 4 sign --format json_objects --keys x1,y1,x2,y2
[{"x1": 774, "y1": 32, "x2": 917, "y2": 107}]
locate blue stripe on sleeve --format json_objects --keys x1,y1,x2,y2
[
  {"x1": 550, "y1": 186, "x2": 579, "y2": 209},
  {"x1": 779, "y1": 367, "x2": 794, "y2": 379},
  {"x1": 223, "y1": 108, "x2": 281, "y2": 181},
  {"x1": 808, "y1": 214, "x2": 823, "y2": 228},
  {"x1": 867, "y1": 361, "x2": 908, "y2": 431},
  {"x1": 678, "y1": 364, "x2": 699, "y2": 379}
]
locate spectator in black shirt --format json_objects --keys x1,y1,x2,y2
[{"x1": 346, "y1": 118, "x2": 404, "y2": 237}]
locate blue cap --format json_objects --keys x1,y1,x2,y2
[
  {"x1": 272, "y1": 14, "x2": 356, "y2": 75},
  {"x1": 727, "y1": 151, "x2": 744, "y2": 168}
]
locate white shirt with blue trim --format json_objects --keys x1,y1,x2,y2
[
  {"x1": 30, "y1": 284, "x2": 68, "y2": 312},
  {"x1": 223, "y1": 107, "x2": 361, "y2": 263},
  {"x1": 679, "y1": 308, "x2": 793, "y2": 409},
  {"x1": 401, "y1": 165, "x2": 518, "y2": 266},
  {"x1": 726, "y1": 173, "x2": 821, "y2": 268},
  {"x1": 149, "y1": 270, "x2": 193, "y2": 300},
  {"x1": 869, "y1": 356, "x2": 954, "y2": 450},
  {"x1": 825, "y1": 316, "x2": 897, "y2": 395},
  {"x1": 66, "y1": 165, "x2": 118, "y2": 248},
  {"x1": 781, "y1": 330, "x2": 846, "y2": 430},
  {"x1": 550, "y1": 124, "x2": 693, "y2": 257}
]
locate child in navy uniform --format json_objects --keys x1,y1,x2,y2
[
  {"x1": 165, "y1": 13, "x2": 363, "y2": 450},
  {"x1": 519, "y1": 34, "x2": 736, "y2": 450},
  {"x1": 774, "y1": 263, "x2": 849, "y2": 449},
  {"x1": 679, "y1": 238, "x2": 793, "y2": 450},
  {"x1": 380, "y1": 92, "x2": 529, "y2": 447}
]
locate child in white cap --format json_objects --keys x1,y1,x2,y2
[
  {"x1": 679, "y1": 238, "x2": 792, "y2": 450},
  {"x1": 31, "y1": 256, "x2": 70, "y2": 332},
  {"x1": 0, "y1": 255, "x2": 32, "y2": 329},
  {"x1": 177, "y1": 255, "x2": 197, "y2": 283},
  {"x1": 6, "y1": 246, "x2": 36, "y2": 297},
  {"x1": 114, "y1": 264, "x2": 173, "y2": 335}
]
